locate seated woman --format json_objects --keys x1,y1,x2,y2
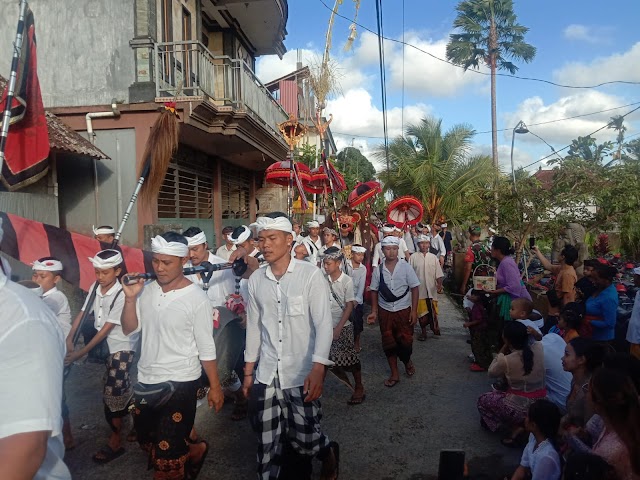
[
  {"x1": 508, "y1": 399, "x2": 563, "y2": 480},
  {"x1": 549, "y1": 302, "x2": 583, "y2": 343},
  {"x1": 485, "y1": 237, "x2": 531, "y2": 341},
  {"x1": 560, "y1": 338, "x2": 605, "y2": 430},
  {"x1": 583, "y1": 263, "x2": 619, "y2": 342},
  {"x1": 589, "y1": 368, "x2": 640, "y2": 480},
  {"x1": 477, "y1": 322, "x2": 545, "y2": 447}
]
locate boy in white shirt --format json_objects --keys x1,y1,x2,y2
[
  {"x1": 32, "y1": 257, "x2": 72, "y2": 338},
  {"x1": 347, "y1": 244, "x2": 367, "y2": 352},
  {"x1": 66, "y1": 249, "x2": 139, "y2": 464}
]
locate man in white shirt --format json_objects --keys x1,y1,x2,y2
[
  {"x1": 409, "y1": 235, "x2": 444, "y2": 340},
  {"x1": 215, "y1": 226, "x2": 237, "y2": 261},
  {"x1": 242, "y1": 214, "x2": 339, "y2": 480},
  {"x1": 367, "y1": 236, "x2": 421, "y2": 387},
  {"x1": 31, "y1": 258, "x2": 72, "y2": 338},
  {"x1": 429, "y1": 225, "x2": 446, "y2": 267},
  {"x1": 541, "y1": 333, "x2": 572, "y2": 413},
  {"x1": 184, "y1": 226, "x2": 249, "y2": 421},
  {"x1": 372, "y1": 225, "x2": 410, "y2": 266},
  {"x1": 121, "y1": 232, "x2": 224, "y2": 479},
  {"x1": 0, "y1": 219, "x2": 72, "y2": 480},
  {"x1": 301, "y1": 220, "x2": 322, "y2": 265}
]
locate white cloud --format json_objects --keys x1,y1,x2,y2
[
  {"x1": 554, "y1": 42, "x2": 640, "y2": 86},
  {"x1": 502, "y1": 90, "x2": 636, "y2": 147},
  {"x1": 563, "y1": 24, "x2": 612, "y2": 44},
  {"x1": 255, "y1": 48, "x2": 316, "y2": 84}
]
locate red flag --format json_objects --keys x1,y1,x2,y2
[{"x1": 0, "y1": 7, "x2": 50, "y2": 190}]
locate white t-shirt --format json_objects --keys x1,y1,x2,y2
[
  {"x1": 520, "y1": 433, "x2": 562, "y2": 480},
  {"x1": 135, "y1": 282, "x2": 216, "y2": 384},
  {"x1": 215, "y1": 244, "x2": 236, "y2": 261},
  {"x1": 0, "y1": 275, "x2": 71, "y2": 479},
  {"x1": 541, "y1": 333, "x2": 572, "y2": 413},
  {"x1": 326, "y1": 272, "x2": 356, "y2": 327},
  {"x1": 346, "y1": 260, "x2": 367, "y2": 305},
  {"x1": 41, "y1": 287, "x2": 72, "y2": 338},
  {"x1": 82, "y1": 281, "x2": 139, "y2": 353}
]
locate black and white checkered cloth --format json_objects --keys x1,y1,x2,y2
[{"x1": 249, "y1": 373, "x2": 331, "y2": 479}]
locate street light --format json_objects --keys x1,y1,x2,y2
[{"x1": 510, "y1": 120, "x2": 529, "y2": 191}]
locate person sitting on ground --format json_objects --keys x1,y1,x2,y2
[
  {"x1": 560, "y1": 338, "x2": 606, "y2": 430},
  {"x1": 541, "y1": 332, "x2": 573, "y2": 414},
  {"x1": 563, "y1": 452, "x2": 617, "y2": 480},
  {"x1": 507, "y1": 399, "x2": 562, "y2": 480},
  {"x1": 575, "y1": 259, "x2": 598, "y2": 302},
  {"x1": 477, "y1": 322, "x2": 546, "y2": 447},
  {"x1": 463, "y1": 290, "x2": 493, "y2": 372},
  {"x1": 551, "y1": 302, "x2": 583, "y2": 343},
  {"x1": 589, "y1": 367, "x2": 640, "y2": 480},
  {"x1": 510, "y1": 298, "x2": 543, "y2": 343},
  {"x1": 532, "y1": 244, "x2": 578, "y2": 306},
  {"x1": 584, "y1": 263, "x2": 619, "y2": 341}
]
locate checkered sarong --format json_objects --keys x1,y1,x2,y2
[
  {"x1": 249, "y1": 373, "x2": 331, "y2": 480},
  {"x1": 103, "y1": 350, "x2": 135, "y2": 413}
]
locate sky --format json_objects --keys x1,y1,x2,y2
[{"x1": 256, "y1": 0, "x2": 640, "y2": 172}]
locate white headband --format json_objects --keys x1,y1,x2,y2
[
  {"x1": 229, "y1": 225, "x2": 252, "y2": 245},
  {"x1": 382, "y1": 226, "x2": 395, "y2": 233},
  {"x1": 32, "y1": 259, "x2": 63, "y2": 271},
  {"x1": 441, "y1": 223, "x2": 447, "y2": 228},
  {"x1": 185, "y1": 231, "x2": 207, "y2": 247},
  {"x1": 351, "y1": 245, "x2": 366, "y2": 254},
  {"x1": 394, "y1": 226, "x2": 402, "y2": 232},
  {"x1": 295, "y1": 242, "x2": 312, "y2": 257},
  {"x1": 416, "y1": 234, "x2": 431, "y2": 243},
  {"x1": 381, "y1": 236, "x2": 400, "y2": 247},
  {"x1": 251, "y1": 216, "x2": 293, "y2": 234},
  {"x1": 93, "y1": 225, "x2": 115, "y2": 236},
  {"x1": 88, "y1": 250, "x2": 123, "y2": 270},
  {"x1": 306, "y1": 221, "x2": 320, "y2": 228},
  {"x1": 151, "y1": 235, "x2": 189, "y2": 257}
]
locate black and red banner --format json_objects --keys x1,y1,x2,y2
[
  {"x1": 0, "y1": 212, "x2": 152, "y2": 291},
  {"x1": 0, "y1": 7, "x2": 50, "y2": 190}
]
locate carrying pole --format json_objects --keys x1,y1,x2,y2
[{"x1": 0, "y1": 0, "x2": 29, "y2": 175}]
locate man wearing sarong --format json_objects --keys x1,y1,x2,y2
[
  {"x1": 243, "y1": 214, "x2": 339, "y2": 480},
  {"x1": 121, "y1": 232, "x2": 224, "y2": 480},
  {"x1": 409, "y1": 235, "x2": 444, "y2": 340},
  {"x1": 183, "y1": 226, "x2": 253, "y2": 421},
  {"x1": 367, "y1": 236, "x2": 421, "y2": 387}
]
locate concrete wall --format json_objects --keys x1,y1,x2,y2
[
  {"x1": 57, "y1": 128, "x2": 139, "y2": 245},
  {"x1": 0, "y1": 172, "x2": 59, "y2": 225},
  {"x1": 0, "y1": 0, "x2": 135, "y2": 107}
]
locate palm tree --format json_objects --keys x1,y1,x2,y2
[
  {"x1": 446, "y1": 0, "x2": 536, "y2": 178},
  {"x1": 377, "y1": 117, "x2": 495, "y2": 224}
]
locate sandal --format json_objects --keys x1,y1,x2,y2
[
  {"x1": 92, "y1": 445, "x2": 125, "y2": 464},
  {"x1": 384, "y1": 378, "x2": 400, "y2": 388},
  {"x1": 185, "y1": 440, "x2": 209, "y2": 480},
  {"x1": 320, "y1": 441, "x2": 340, "y2": 480},
  {"x1": 405, "y1": 361, "x2": 416, "y2": 377},
  {"x1": 231, "y1": 399, "x2": 248, "y2": 421},
  {"x1": 347, "y1": 388, "x2": 366, "y2": 405}
]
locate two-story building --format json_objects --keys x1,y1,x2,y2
[{"x1": 0, "y1": 0, "x2": 289, "y2": 246}]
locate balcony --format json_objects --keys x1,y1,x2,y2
[{"x1": 154, "y1": 41, "x2": 289, "y2": 145}]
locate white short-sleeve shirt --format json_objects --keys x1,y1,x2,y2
[
  {"x1": 326, "y1": 272, "x2": 356, "y2": 327},
  {"x1": 82, "y1": 281, "x2": 139, "y2": 353},
  {"x1": 0, "y1": 276, "x2": 71, "y2": 479},
  {"x1": 347, "y1": 260, "x2": 367, "y2": 305},
  {"x1": 369, "y1": 260, "x2": 421, "y2": 312},
  {"x1": 41, "y1": 287, "x2": 72, "y2": 338}
]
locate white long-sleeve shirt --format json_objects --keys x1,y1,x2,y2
[
  {"x1": 134, "y1": 282, "x2": 216, "y2": 384},
  {"x1": 245, "y1": 258, "x2": 334, "y2": 389}
]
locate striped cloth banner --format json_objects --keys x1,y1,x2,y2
[{"x1": 0, "y1": 212, "x2": 152, "y2": 291}]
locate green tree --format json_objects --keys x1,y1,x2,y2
[
  {"x1": 623, "y1": 138, "x2": 640, "y2": 162},
  {"x1": 377, "y1": 116, "x2": 495, "y2": 225},
  {"x1": 446, "y1": 0, "x2": 536, "y2": 176},
  {"x1": 336, "y1": 146, "x2": 377, "y2": 192}
]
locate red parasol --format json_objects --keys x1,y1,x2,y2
[
  {"x1": 348, "y1": 181, "x2": 381, "y2": 208},
  {"x1": 386, "y1": 196, "x2": 423, "y2": 227},
  {"x1": 265, "y1": 161, "x2": 311, "y2": 186},
  {"x1": 306, "y1": 163, "x2": 346, "y2": 193}
]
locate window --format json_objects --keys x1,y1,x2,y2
[
  {"x1": 158, "y1": 148, "x2": 213, "y2": 220},
  {"x1": 161, "y1": 0, "x2": 173, "y2": 42},
  {"x1": 221, "y1": 164, "x2": 250, "y2": 219}
]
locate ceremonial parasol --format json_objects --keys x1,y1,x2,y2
[
  {"x1": 348, "y1": 180, "x2": 381, "y2": 208},
  {"x1": 265, "y1": 161, "x2": 311, "y2": 186},
  {"x1": 306, "y1": 163, "x2": 346, "y2": 194},
  {"x1": 386, "y1": 196, "x2": 423, "y2": 227}
]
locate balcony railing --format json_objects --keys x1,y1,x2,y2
[{"x1": 154, "y1": 41, "x2": 288, "y2": 138}]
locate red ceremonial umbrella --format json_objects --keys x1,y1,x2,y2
[
  {"x1": 348, "y1": 181, "x2": 381, "y2": 208},
  {"x1": 305, "y1": 163, "x2": 346, "y2": 194},
  {"x1": 265, "y1": 161, "x2": 311, "y2": 186},
  {"x1": 386, "y1": 196, "x2": 423, "y2": 227}
]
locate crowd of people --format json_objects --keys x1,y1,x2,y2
[{"x1": 2, "y1": 214, "x2": 640, "y2": 480}]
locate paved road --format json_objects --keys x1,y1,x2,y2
[{"x1": 64, "y1": 294, "x2": 520, "y2": 479}]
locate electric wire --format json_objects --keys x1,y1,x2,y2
[
  {"x1": 317, "y1": 0, "x2": 640, "y2": 89},
  {"x1": 374, "y1": 0, "x2": 390, "y2": 171}
]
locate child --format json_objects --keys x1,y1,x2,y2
[
  {"x1": 93, "y1": 225, "x2": 116, "y2": 244},
  {"x1": 551, "y1": 303, "x2": 582, "y2": 343},
  {"x1": 66, "y1": 249, "x2": 140, "y2": 464},
  {"x1": 31, "y1": 257, "x2": 74, "y2": 450},
  {"x1": 320, "y1": 227, "x2": 339, "y2": 255},
  {"x1": 463, "y1": 289, "x2": 492, "y2": 372},
  {"x1": 347, "y1": 244, "x2": 367, "y2": 353},
  {"x1": 510, "y1": 298, "x2": 543, "y2": 342},
  {"x1": 323, "y1": 246, "x2": 365, "y2": 405},
  {"x1": 507, "y1": 399, "x2": 562, "y2": 480}
]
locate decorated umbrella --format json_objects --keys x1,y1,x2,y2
[
  {"x1": 293, "y1": 197, "x2": 315, "y2": 215},
  {"x1": 348, "y1": 180, "x2": 381, "y2": 209},
  {"x1": 386, "y1": 195, "x2": 424, "y2": 227},
  {"x1": 265, "y1": 161, "x2": 311, "y2": 186},
  {"x1": 307, "y1": 163, "x2": 346, "y2": 193}
]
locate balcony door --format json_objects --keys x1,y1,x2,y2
[{"x1": 181, "y1": 7, "x2": 194, "y2": 90}]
